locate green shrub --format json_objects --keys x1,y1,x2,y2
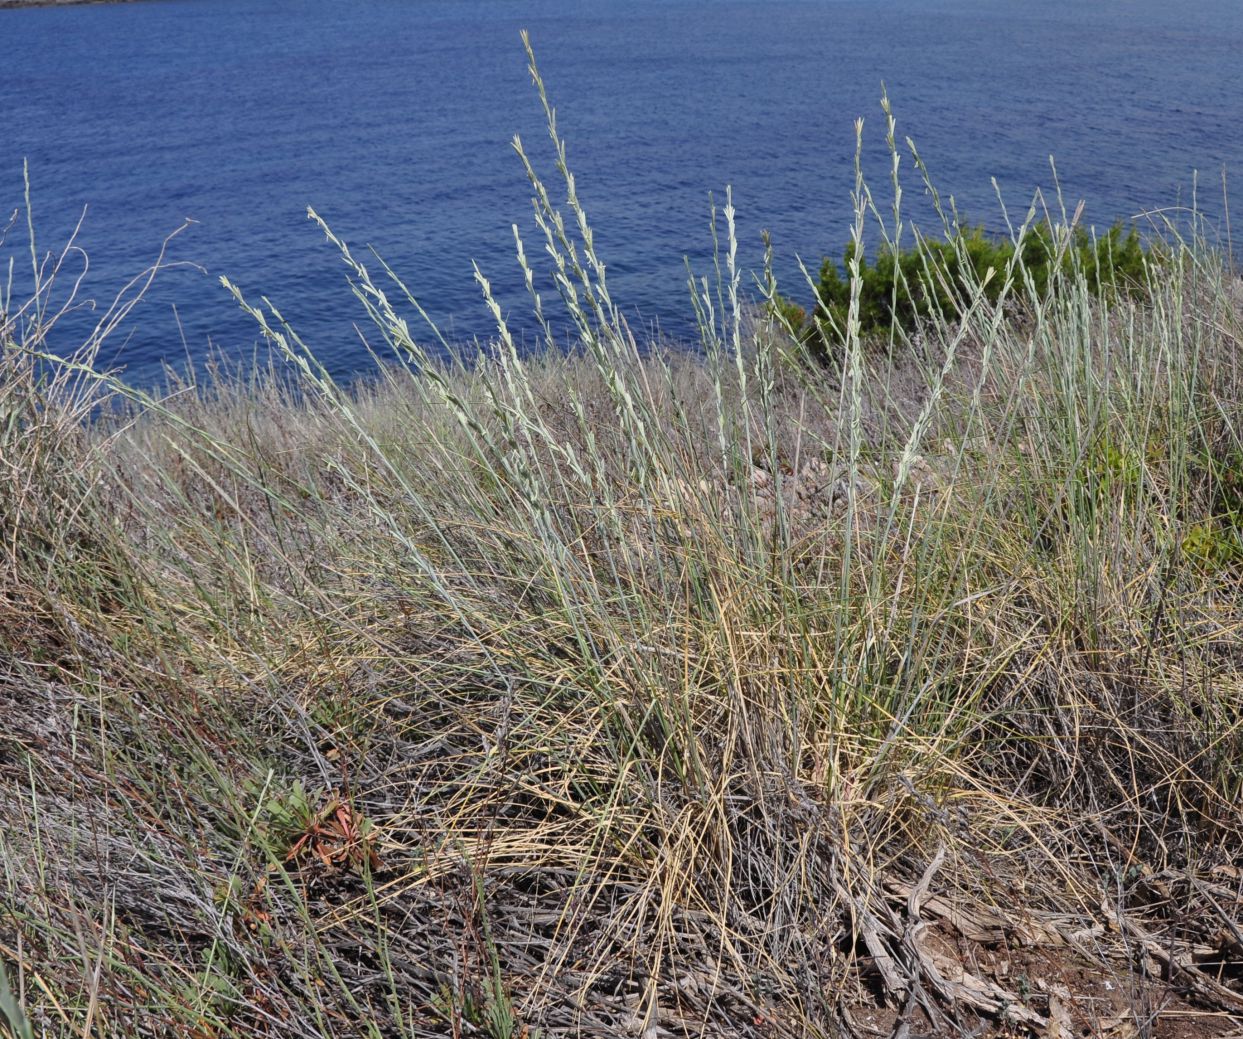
[{"x1": 780, "y1": 220, "x2": 1151, "y2": 362}]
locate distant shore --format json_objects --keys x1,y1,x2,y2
[{"x1": 0, "y1": 0, "x2": 143, "y2": 8}]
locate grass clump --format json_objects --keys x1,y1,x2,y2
[{"x1": 2, "y1": 37, "x2": 1243, "y2": 1039}]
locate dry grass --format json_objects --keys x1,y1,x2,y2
[{"x1": 2, "y1": 43, "x2": 1243, "y2": 1039}]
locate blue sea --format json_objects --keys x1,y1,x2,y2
[{"x1": 3, "y1": 0, "x2": 1241, "y2": 385}]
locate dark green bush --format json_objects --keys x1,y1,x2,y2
[{"x1": 778, "y1": 221, "x2": 1150, "y2": 363}]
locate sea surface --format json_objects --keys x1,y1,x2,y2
[{"x1": 3, "y1": 0, "x2": 1242, "y2": 385}]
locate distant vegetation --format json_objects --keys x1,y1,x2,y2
[
  {"x1": 777, "y1": 220, "x2": 1152, "y2": 361},
  {"x1": 2, "y1": 34, "x2": 1242, "y2": 1039}
]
